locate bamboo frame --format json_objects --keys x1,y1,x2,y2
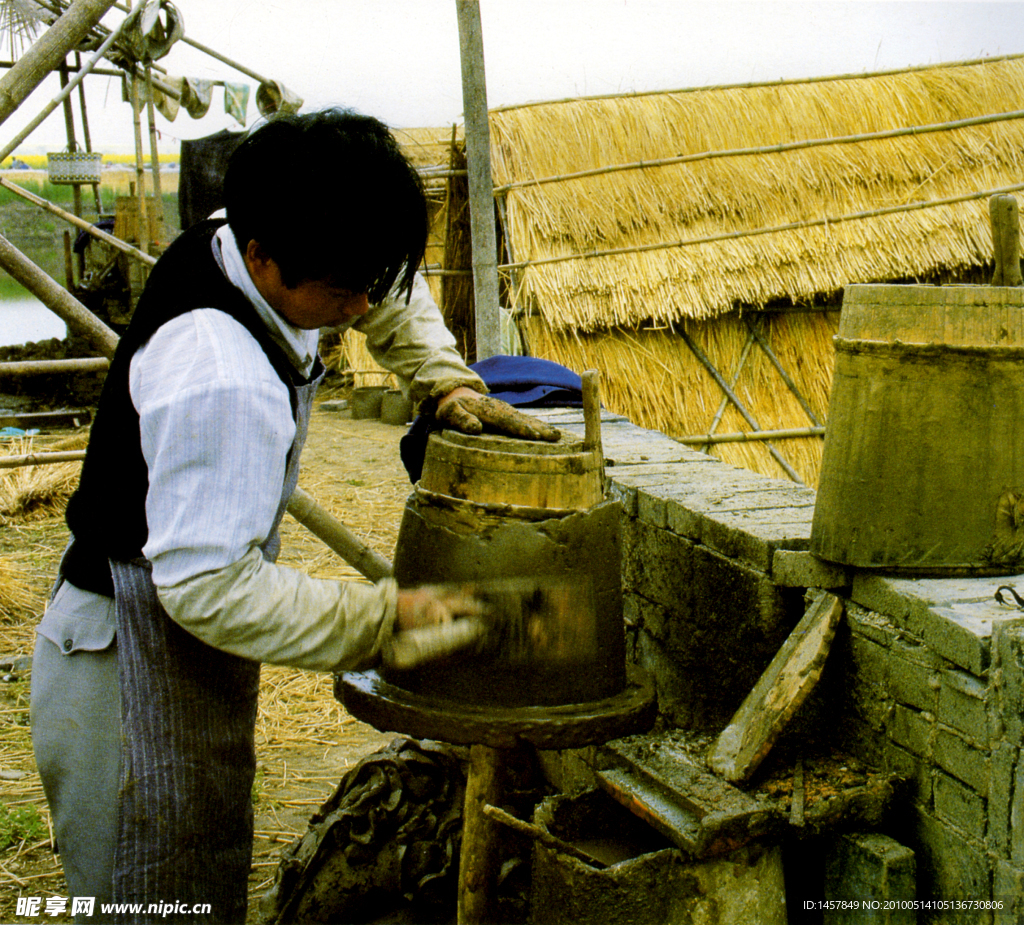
[
  {"x1": 489, "y1": 52, "x2": 1024, "y2": 113},
  {"x1": 0, "y1": 176, "x2": 156, "y2": 266},
  {"x1": 501, "y1": 180, "x2": 1024, "y2": 272},
  {"x1": 678, "y1": 328, "x2": 803, "y2": 483},
  {"x1": 493, "y1": 107, "x2": 1024, "y2": 195},
  {"x1": 677, "y1": 427, "x2": 826, "y2": 445}
]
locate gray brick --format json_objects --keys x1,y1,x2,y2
[
  {"x1": 938, "y1": 669, "x2": 989, "y2": 741},
  {"x1": 994, "y1": 860, "x2": 1024, "y2": 925},
  {"x1": 922, "y1": 605, "x2": 992, "y2": 677},
  {"x1": 851, "y1": 574, "x2": 920, "y2": 635},
  {"x1": 934, "y1": 727, "x2": 990, "y2": 796},
  {"x1": 621, "y1": 519, "x2": 694, "y2": 613},
  {"x1": 665, "y1": 499, "x2": 702, "y2": 540},
  {"x1": 599, "y1": 422, "x2": 706, "y2": 465},
  {"x1": 842, "y1": 632, "x2": 892, "y2": 730},
  {"x1": 933, "y1": 770, "x2": 987, "y2": 840},
  {"x1": 700, "y1": 507, "x2": 812, "y2": 572},
  {"x1": 889, "y1": 640, "x2": 940, "y2": 712},
  {"x1": 772, "y1": 549, "x2": 851, "y2": 588},
  {"x1": 890, "y1": 704, "x2": 933, "y2": 758},
  {"x1": 913, "y1": 810, "x2": 992, "y2": 909},
  {"x1": 1012, "y1": 750, "x2": 1024, "y2": 866},
  {"x1": 846, "y1": 603, "x2": 899, "y2": 649},
  {"x1": 824, "y1": 833, "x2": 915, "y2": 925},
  {"x1": 994, "y1": 618, "x2": 1024, "y2": 746},
  {"x1": 883, "y1": 741, "x2": 932, "y2": 808},
  {"x1": 988, "y1": 744, "x2": 1017, "y2": 856}
]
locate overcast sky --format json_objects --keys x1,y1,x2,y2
[{"x1": 4, "y1": 1, "x2": 1023, "y2": 154}]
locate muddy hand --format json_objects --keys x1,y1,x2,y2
[
  {"x1": 388, "y1": 585, "x2": 490, "y2": 668},
  {"x1": 437, "y1": 390, "x2": 560, "y2": 442}
]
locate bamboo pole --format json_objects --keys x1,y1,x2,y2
[
  {"x1": 144, "y1": 65, "x2": 163, "y2": 222},
  {"x1": 679, "y1": 328, "x2": 804, "y2": 483},
  {"x1": 456, "y1": 0, "x2": 500, "y2": 362},
  {"x1": 501, "y1": 180, "x2": 1024, "y2": 272},
  {"x1": 490, "y1": 52, "x2": 1024, "y2": 113},
  {"x1": 493, "y1": 107, "x2": 1024, "y2": 194},
  {"x1": 0, "y1": 5, "x2": 129, "y2": 165},
  {"x1": 0, "y1": 450, "x2": 85, "y2": 469},
  {"x1": 677, "y1": 426, "x2": 826, "y2": 445},
  {"x1": 702, "y1": 327, "x2": 755, "y2": 454},
  {"x1": 129, "y1": 71, "x2": 150, "y2": 273},
  {"x1": 745, "y1": 318, "x2": 822, "y2": 427},
  {"x1": 284, "y1": 487, "x2": 392, "y2": 583},
  {"x1": 56, "y1": 63, "x2": 83, "y2": 221},
  {"x1": 0, "y1": 176, "x2": 156, "y2": 267},
  {"x1": 0, "y1": 233, "x2": 118, "y2": 358},
  {"x1": 75, "y1": 51, "x2": 103, "y2": 215},
  {"x1": 0, "y1": 358, "x2": 109, "y2": 376},
  {"x1": 0, "y1": 0, "x2": 116, "y2": 127}
]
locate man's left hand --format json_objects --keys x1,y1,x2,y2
[{"x1": 436, "y1": 387, "x2": 560, "y2": 442}]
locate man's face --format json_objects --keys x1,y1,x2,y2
[{"x1": 244, "y1": 239, "x2": 370, "y2": 328}]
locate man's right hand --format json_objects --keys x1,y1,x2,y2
[{"x1": 386, "y1": 585, "x2": 489, "y2": 669}]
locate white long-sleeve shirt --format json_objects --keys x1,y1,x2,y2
[{"x1": 67, "y1": 224, "x2": 485, "y2": 671}]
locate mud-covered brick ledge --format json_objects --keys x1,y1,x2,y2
[{"x1": 851, "y1": 574, "x2": 1017, "y2": 676}]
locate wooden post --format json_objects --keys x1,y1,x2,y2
[
  {"x1": 0, "y1": 0, "x2": 115, "y2": 128},
  {"x1": 456, "y1": 0, "x2": 500, "y2": 362},
  {"x1": 457, "y1": 744, "x2": 504, "y2": 924}
]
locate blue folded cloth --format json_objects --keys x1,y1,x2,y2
[{"x1": 399, "y1": 355, "x2": 585, "y2": 482}]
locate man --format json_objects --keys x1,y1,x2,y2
[{"x1": 31, "y1": 108, "x2": 557, "y2": 923}]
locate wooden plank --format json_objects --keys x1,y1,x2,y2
[
  {"x1": 597, "y1": 735, "x2": 784, "y2": 858},
  {"x1": 707, "y1": 590, "x2": 844, "y2": 784}
]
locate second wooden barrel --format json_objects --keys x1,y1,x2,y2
[{"x1": 811, "y1": 283, "x2": 1024, "y2": 574}]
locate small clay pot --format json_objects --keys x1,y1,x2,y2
[
  {"x1": 350, "y1": 386, "x2": 386, "y2": 419},
  {"x1": 380, "y1": 389, "x2": 413, "y2": 426}
]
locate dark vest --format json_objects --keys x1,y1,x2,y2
[{"x1": 63, "y1": 220, "x2": 320, "y2": 597}]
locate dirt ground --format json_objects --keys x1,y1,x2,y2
[{"x1": 0, "y1": 398, "x2": 421, "y2": 923}]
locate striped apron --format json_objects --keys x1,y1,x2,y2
[{"x1": 110, "y1": 369, "x2": 323, "y2": 924}]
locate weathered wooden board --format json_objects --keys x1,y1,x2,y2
[
  {"x1": 596, "y1": 736, "x2": 783, "y2": 858},
  {"x1": 707, "y1": 590, "x2": 843, "y2": 784}
]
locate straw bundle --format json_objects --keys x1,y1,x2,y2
[
  {"x1": 0, "y1": 436, "x2": 82, "y2": 524},
  {"x1": 527, "y1": 310, "x2": 839, "y2": 487},
  {"x1": 490, "y1": 57, "x2": 1024, "y2": 331},
  {"x1": 0, "y1": 555, "x2": 37, "y2": 621}
]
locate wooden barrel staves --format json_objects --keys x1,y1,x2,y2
[{"x1": 811, "y1": 283, "x2": 1024, "y2": 574}]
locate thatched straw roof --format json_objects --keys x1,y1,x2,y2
[{"x1": 489, "y1": 55, "x2": 1024, "y2": 332}]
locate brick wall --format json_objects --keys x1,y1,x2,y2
[{"x1": 541, "y1": 407, "x2": 1024, "y2": 923}]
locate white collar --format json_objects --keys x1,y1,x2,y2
[{"x1": 212, "y1": 224, "x2": 320, "y2": 378}]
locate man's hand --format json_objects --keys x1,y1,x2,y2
[
  {"x1": 387, "y1": 584, "x2": 490, "y2": 669},
  {"x1": 436, "y1": 387, "x2": 560, "y2": 442}
]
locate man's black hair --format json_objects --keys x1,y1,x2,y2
[{"x1": 223, "y1": 108, "x2": 427, "y2": 303}]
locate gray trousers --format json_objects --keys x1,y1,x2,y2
[{"x1": 30, "y1": 579, "x2": 121, "y2": 920}]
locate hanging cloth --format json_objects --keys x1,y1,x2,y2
[
  {"x1": 256, "y1": 80, "x2": 303, "y2": 118},
  {"x1": 224, "y1": 82, "x2": 250, "y2": 126},
  {"x1": 120, "y1": 0, "x2": 184, "y2": 63},
  {"x1": 147, "y1": 75, "x2": 182, "y2": 121},
  {"x1": 180, "y1": 77, "x2": 214, "y2": 119}
]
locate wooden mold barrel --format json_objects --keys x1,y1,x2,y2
[
  {"x1": 385, "y1": 370, "x2": 627, "y2": 707},
  {"x1": 811, "y1": 283, "x2": 1024, "y2": 574},
  {"x1": 419, "y1": 428, "x2": 603, "y2": 511}
]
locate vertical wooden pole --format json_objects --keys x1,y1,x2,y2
[
  {"x1": 456, "y1": 0, "x2": 500, "y2": 362},
  {"x1": 129, "y1": 72, "x2": 150, "y2": 273},
  {"x1": 57, "y1": 62, "x2": 83, "y2": 221},
  {"x1": 457, "y1": 744, "x2": 504, "y2": 924},
  {"x1": 144, "y1": 65, "x2": 164, "y2": 227},
  {"x1": 76, "y1": 52, "x2": 103, "y2": 215}
]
